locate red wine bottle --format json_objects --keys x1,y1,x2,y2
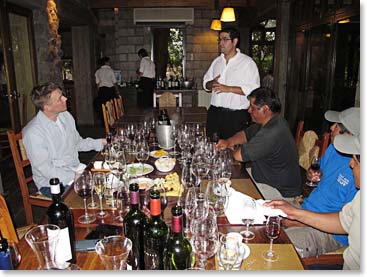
[{"x1": 47, "y1": 178, "x2": 76, "y2": 264}]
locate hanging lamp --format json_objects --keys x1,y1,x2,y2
[
  {"x1": 220, "y1": 7, "x2": 236, "y2": 22},
  {"x1": 210, "y1": 19, "x2": 222, "y2": 31}
]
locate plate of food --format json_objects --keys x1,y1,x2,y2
[
  {"x1": 150, "y1": 149, "x2": 169, "y2": 159},
  {"x1": 128, "y1": 177, "x2": 154, "y2": 190},
  {"x1": 127, "y1": 163, "x2": 154, "y2": 176},
  {"x1": 154, "y1": 157, "x2": 176, "y2": 172}
]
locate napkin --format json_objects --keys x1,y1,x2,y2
[{"x1": 224, "y1": 187, "x2": 287, "y2": 225}]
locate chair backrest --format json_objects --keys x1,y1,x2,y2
[
  {"x1": 102, "y1": 100, "x2": 117, "y2": 133},
  {"x1": 154, "y1": 92, "x2": 182, "y2": 108},
  {"x1": 295, "y1": 120, "x2": 304, "y2": 150},
  {"x1": 7, "y1": 130, "x2": 52, "y2": 225},
  {"x1": 114, "y1": 95, "x2": 124, "y2": 119},
  {"x1": 0, "y1": 194, "x2": 19, "y2": 243}
]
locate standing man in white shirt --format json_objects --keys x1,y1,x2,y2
[
  {"x1": 203, "y1": 27, "x2": 260, "y2": 140},
  {"x1": 137, "y1": 48, "x2": 156, "y2": 108}
]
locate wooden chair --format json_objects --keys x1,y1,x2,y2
[
  {"x1": 303, "y1": 253, "x2": 344, "y2": 269},
  {"x1": 7, "y1": 130, "x2": 52, "y2": 225},
  {"x1": 0, "y1": 194, "x2": 36, "y2": 243},
  {"x1": 113, "y1": 95, "x2": 124, "y2": 119},
  {"x1": 102, "y1": 99, "x2": 117, "y2": 133},
  {"x1": 153, "y1": 91, "x2": 182, "y2": 108}
]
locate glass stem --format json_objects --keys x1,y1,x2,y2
[
  {"x1": 269, "y1": 238, "x2": 274, "y2": 254},
  {"x1": 90, "y1": 190, "x2": 95, "y2": 205},
  {"x1": 99, "y1": 197, "x2": 104, "y2": 214},
  {"x1": 83, "y1": 198, "x2": 89, "y2": 216}
]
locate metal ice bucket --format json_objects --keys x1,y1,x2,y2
[{"x1": 155, "y1": 120, "x2": 175, "y2": 149}]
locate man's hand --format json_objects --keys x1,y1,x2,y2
[
  {"x1": 205, "y1": 75, "x2": 221, "y2": 91},
  {"x1": 263, "y1": 200, "x2": 300, "y2": 220},
  {"x1": 306, "y1": 167, "x2": 322, "y2": 183},
  {"x1": 216, "y1": 139, "x2": 233, "y2": 150}
]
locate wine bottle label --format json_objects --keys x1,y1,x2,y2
[
  {"x1": 54, "y1": 228, "x2": 72, "y2": 263},
  {"x1": 150, "y1": 199, "x2": 161, "y2": 216},
  {"x1": 172, "y1": 216, "x2": 182, "y2": 233},
  {"x1": 50, "y1": 184, "x2": 61, "y2": 194},
  {"x1": 130, "y1": 191, "x2": 139, "y2": 204}
]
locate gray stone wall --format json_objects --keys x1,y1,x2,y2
[
  {"x1": 32, "y1": 8, "x2": 63, "y2": 85},
  {"x1": 97, "y1": 8, "x2": 220, "y2": 90}
]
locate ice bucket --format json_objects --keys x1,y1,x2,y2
[{"x1": 155, "y1": 120, "x2": 175, "y2": 149}]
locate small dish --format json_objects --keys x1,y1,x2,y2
[
  {"x1": 150, "y1": 149, "x2": 168, "y2": 159},
  {"x1": 128, "y1": 177, "x2": 154, "y2": 190},
  {"x1": 155, "y1": 157, "x2": 176, "y2": 172}
]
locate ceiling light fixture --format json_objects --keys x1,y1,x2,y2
[
  {"x1": 210, "y1": 19, "x2": 222, "y2": 31},
  {"x1": 220, "y1": 7, "x2": 236, "y2": 22}
]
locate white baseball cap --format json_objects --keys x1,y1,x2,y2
[
  {"x1": 334, "y1": 134, "x2": 360, "y2": 155},
  {"x1": 324, "y1": 107, "x2": 360, "y2": 136}
]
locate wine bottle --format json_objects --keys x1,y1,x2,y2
[
  {"x1": 124, "y1": 183, "x2": 148, "y2": 270},
  {"x1": 47, "y1": 178, "x2": 76, "y2": 265},
  {"x1": 143, "y1": 189, "x2": 168, "y2": 270},
  {"x1": 163, "y1": 205, "x2": 192, "y2": 270},
  {"x1": 164, "y1": 109, "x2": 171, "y2": 125},
  {"x1": 0, "y1": 230, "x2": 13, "y2": 270}
]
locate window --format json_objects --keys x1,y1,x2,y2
[{"x1": 250, "y1": 19, "x2": 276, "y2": 78}]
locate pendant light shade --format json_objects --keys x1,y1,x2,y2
[
  {"x1": 210, "y1": 19, "x2": 222, "y2": 31},
  {"x1": 220, "y1": 7, "x2": 236, "y2": 22}
]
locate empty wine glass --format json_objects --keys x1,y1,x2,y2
[
  {"x1": 93, "y1": 172, "x2": 109, "y2": 218},
  {"x1": 205, "y1": 178, "x2": 229, "y2": 216},
  {"x1": 240, "y1": 198, "x2": 256, "y2": 241},
  {"x1": 305, "y1": 156, "x2": 321, "y2": 187},
  {"x1": 95, "y1": 235, "x2": 132, "y2": 270},
  {"x1": 135, "y1": 141, "x2": 149, "y2": 173},
  {"x1": 115, "y1": 183, "x2": 130, "y2": 222},
  {"x1": 170, "y1": 125, "x2": 180, "y2": 157},
  {"x1": 262, "y1": 216, "x2": 281, "y2": 262},
  {"x1": 183, "y1": 187, "x2": 196, "y2": 235},
  {"x1": 74, "y1": 171, "x2": 96, "y2": 224},
  {"x1": 218, "y1": 235, "x2": 241, "y2": 270}
]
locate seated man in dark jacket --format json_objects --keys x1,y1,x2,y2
[{"x1": 217, "y1": 87, "x2": 302, "y2": 201}]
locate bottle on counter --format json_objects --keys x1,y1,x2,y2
[
  {"x1": 164, "y1": 109, "x2": 171, "y2": 125},
  {"x1": 47, "y1": 178, "x2": 76, "y2": 265},
  {"x1": 163, "y1": 205, "x2": 192, "y2": 270},
  {"x1": 124, "y1": 183, "x2": 148, "y2": 270},
  {"x1": 143, "y1": 189, "x2": 168, "y2": 270},
  {"x1": 0, "y1": 230, "x2": 13, "y2": 270}
]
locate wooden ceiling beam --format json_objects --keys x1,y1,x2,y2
[{"x1": 89, "y1": 0, "x2": 214, "y2": 9}]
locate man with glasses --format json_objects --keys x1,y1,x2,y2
[
  {"x1": 23, "y1": 82, "x2": 107, "y2": 196},
  {"x1": 203, "y1": 27, "x2": 260, "y2": 140}
]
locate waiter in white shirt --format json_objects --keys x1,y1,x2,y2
[
  {"x1": 203, "y1": 27, "x2": 260, "y2": 140},
  {"x1": 137, "y1": 48, "x2": 156, "y2": 108}
]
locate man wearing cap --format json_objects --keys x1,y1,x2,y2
[
  {"x1": 281, "y1": 107, "x2": 359, "y2": 258},
  {"x1": 264, "y1": 134, "x2": 360, "y2": 270}
]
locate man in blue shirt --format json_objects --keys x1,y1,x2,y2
[
  {"x1": 284, "y1": 107, "x2": 359, "y2": 257},
  {"x1": 23, "y1": 82, "x2": 107, "y2": 196}
]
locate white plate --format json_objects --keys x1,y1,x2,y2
[
  {"x1": 128, "y1": 177, "x2": 154, "y2": 190},
  {"x1": 150, "y1": 149, "x2": 169, "y2": 159},
  {"x1": 154, "y1": 157, "x2": 176, "y2": 172},
  {"x1": 127, "y1": 163, "x2": 154, "y2": 176}
]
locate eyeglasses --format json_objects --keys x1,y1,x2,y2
[{"x1": 217, "y1": 37, "x2": 232, "y2": 43}]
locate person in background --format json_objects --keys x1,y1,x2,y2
[
  {"x1": 216, "y1": 87, "x2": 302, "y2": 200},
  {"x1": 137, "y1": 48, "x2": 155, "y2": 108},
  {"x1": 93, "y1": 56, "x2": 118, "y2": 121},
  {"x1": 23, "y1": 82, "x2": 107, "y2": 197},
  {"x1": 203, "y1": 27, "x2": 260, "y2": 140},
  {"x1": 283, "y1": 107, "x2": 360, "y2": 258},
  {"x1": 265, "y1": 134, "x2": 360, "y2": 270},
  {"x1": 262, "y1": 69, "x2": 274, "y2": 90}
]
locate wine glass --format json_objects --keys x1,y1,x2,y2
[
  {"x1": 170, "y1": 125, "x2": 180, "y2": 157},
  {"x1": 135, "y1": 141, "x2": 149, "y2": 173},
  {"x1": 74, "y1": 171, "x2": 96, "y2": 224},
  {"x1": 305, "y1": 156, "x2": 321, "y2": 187},
  {"x1": 183, "y1": 187, "x2": 196, "y2": 235},
  {"x1": 262, "y1": 216, "x2": 281, "y2": 262},
  {"x1": 115, "y1": 182, "x2": 130, "y2": 222},
  {"x1": 205, "y1": 178, "x2": 229, "y2": 216},
  {"x1": 218, "y1": 235, "x2": 241, "y2": 270},
  {"x1": 106, "y1": 132, "x2": 113, "y2": 146},
  {"x1": 239, "y1": 198, "x2": 256, "y2": 241},
  {"x1": 93, "y1": 172, "x2": 109, "y2": 218}
]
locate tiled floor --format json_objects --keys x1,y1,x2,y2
[{"x1": 3, "y1": 124, "x2": 106, "y2": 228}]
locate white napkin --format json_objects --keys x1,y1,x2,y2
[
  {"x1": 74, "y1": 163, "x2": 87, "y2": 173},
  {"x1": 225, "y1": 187, "x2": 287, "y2": 225}
]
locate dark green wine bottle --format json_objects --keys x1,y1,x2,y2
[
  {"x1": 124, "y1": 183, "x2": 148, "y2": 270},
  {"x1": 163, "y1": 205, "x2": 192, "y2": 270},
  {"x1": 143, "y1": 189, "x2": 168, "y2": 270}
]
